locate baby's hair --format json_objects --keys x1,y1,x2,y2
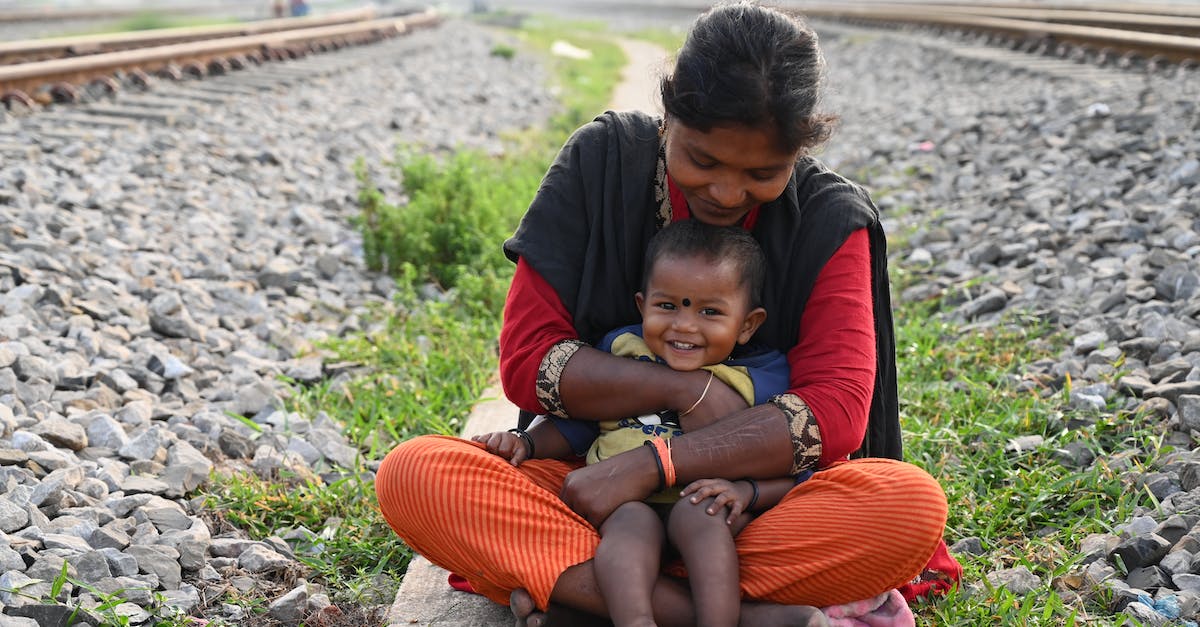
[{"x1": 642, "y1": 220, "x2": 767, "y2": 307}]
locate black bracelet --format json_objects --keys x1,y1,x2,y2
[
  {"x1": 643, "y1": 440, "x2": 666, "y2": 492},
  {"x1": 507, "y1": 428, "x2": 535, "y2": 459},
  {"x1": 743, "y1": 478, "x2": 760, "y2": 512}
]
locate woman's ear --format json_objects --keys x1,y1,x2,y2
[{"x1": 737, "y1": 307, "x2": 767, "y2": 344}]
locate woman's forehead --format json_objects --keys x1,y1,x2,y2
[{"x1": 672, "y1": 122, "x2": 797, "y2": 166}]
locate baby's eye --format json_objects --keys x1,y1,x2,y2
[
  {"x1": 657, "y1": 302, "x2": 676, "y2": 311},
  {"x1": 700, "y1": 307, "x2": 721, "y2": 316}
]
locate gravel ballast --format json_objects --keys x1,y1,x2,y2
[
  {"x1": 0, "y1": 19, "x2": 553, "y2": 625},
  {"x1": 2, "y1": 9, "x2": 1199, "y2": 626}
]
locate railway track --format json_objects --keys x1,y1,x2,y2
[
  {"x1": 0, "y1": 7, "x2": 440, "y2": 110},
  {"x1": 787, "y1": 1, "x2": 1200, "y2": 65}
]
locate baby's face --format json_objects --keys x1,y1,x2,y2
[{"x1": 636, "y1": 255, "x2": 759, "y2": 371}]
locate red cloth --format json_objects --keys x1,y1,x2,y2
[
  {"x1": 447, "y1": 572, "x2": 475, "y2": 593},
  {"x1": 896, "y1": 539, "x2": 962, "y2": 602}
]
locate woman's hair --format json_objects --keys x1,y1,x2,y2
[
  {"x1": 642, "y1": 220, "x2": 767, "y2": 308},
  {"x1": 661, "y1": 1, "x2": 837, "y2": 153}
]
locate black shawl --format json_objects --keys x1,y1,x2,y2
[{"x1": 504, "y1": 111, "x2": 902, "y2": 461}]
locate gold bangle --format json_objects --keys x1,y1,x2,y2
[{"x1": 679, "y1": 371, "x2": 714, "y2": 417}]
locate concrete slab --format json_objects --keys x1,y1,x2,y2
[
  {"x1": 385, "y1": 556, "x2": 512, "y2": 626},
  {"x1": 385, "y1": 384, "x2": 517, "y2": 627}
]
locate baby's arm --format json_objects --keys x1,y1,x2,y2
[
  {"x1": 471, "y1": 419, "x2": 573, "y2": 466},
  {"x1": 679, "y1": 477, "x2": 796, "y2": 524}
]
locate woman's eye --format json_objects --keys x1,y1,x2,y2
[{"x1": 691, "y1": 156, "x2": 716, "y2": 169}]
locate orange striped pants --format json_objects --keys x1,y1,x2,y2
[{"x1": 375, "y1": 435, "x2": 948, "y2": 610}]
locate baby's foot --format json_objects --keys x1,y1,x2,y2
[
  {"x1": 510, "y1": 588, "x2": 547, "y2": 627},
  {"x1": 740, "y1": 602, "x2": 829, "y2": 627}
]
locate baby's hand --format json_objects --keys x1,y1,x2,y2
[
  {"x1": 679, "y1": 478, "x2": 753, "y2": 525},
  {"x1": 470, "y1": 431, "x2": 531, "y2": 466}
]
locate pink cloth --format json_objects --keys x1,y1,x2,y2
[{"x1": 821, "y1": 589, "x2": 915, "y2": 627}]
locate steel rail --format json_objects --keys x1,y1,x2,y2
[
  {"x1": 791, "y1": 3, "x2": 1200, "y2": 63},
  {"x1": 0, "y1": 2, "x2": 249, "y2": 23},
  {"x1": 0, "y1": 8, "x2": 378, "y2": 65},
  {"x1": 902, "y1": 6, "x2": 1200, "y2": 37},
  {"x1": 0, "y1": 10, "x2": 440, "y2": 102},
  {"x1": 807, "y1": 1, "x2": 1200, "y2": 19}
]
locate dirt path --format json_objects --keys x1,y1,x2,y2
[{"x1": 609, "y1": 37, "x2": 671, "y2": 113}]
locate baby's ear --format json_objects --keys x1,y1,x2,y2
[
  {"x1": 635, "y1": 291, "x2": 645, "y2": 310},
  {"x1": 737, "y1": 307, "x2": 767, "y2": 344}
]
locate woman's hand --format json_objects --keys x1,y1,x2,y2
[
  {"x1": 680, "y1": 478, "x2": 754, "y2": 525},
  {"x1": 559, "y1": 445, "x2": 659, "y2": 527},
  {"x1": 470, "y1": 431, "x2": 531, "y2": 466}
]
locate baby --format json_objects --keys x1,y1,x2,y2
[{"x1": 476, "y1": 220, "x2": 807, "y2": 627}]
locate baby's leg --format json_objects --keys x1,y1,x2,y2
[
  {"x1": 668, "y1": 496, "x2": 744, "y2": 627},
  {"x1": 596, "y1": 501, "x2": 665, "y2": 627}
]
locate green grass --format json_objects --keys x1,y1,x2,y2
[
  {"x1": 192, "y1": 14, "x2": 627, "y2": 614},
  {"x1": 893, "y1": 269, "x2": 1169, "y2": 625}
]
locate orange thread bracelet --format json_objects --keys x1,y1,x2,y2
[{"x1": 651, "y1": 437, "x2": 676, "y2": 488}]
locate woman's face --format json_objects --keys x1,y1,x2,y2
[{"x1": 664, "y1": 120, "x2": 800, "y2": 227}]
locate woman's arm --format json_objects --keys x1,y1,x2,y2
[
  {"x1": 560, "y1": 229, "x2": 877, "y2": 525},
  {"x1": 500, "y1": 259, "x2": 747, "y2": 421}
]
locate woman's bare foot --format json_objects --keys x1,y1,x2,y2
[
  {"x1": 510, "y1": 588, "x2": 614, "y2": 627},
  {"x1": 511, "y1": 588, "x2": 546, "y2": 627},
  {"x1": 739, "y1": 602, "x2": 829, "y2": 627}
]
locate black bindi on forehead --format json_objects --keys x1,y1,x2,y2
[{"x1": 682, "y1": 297, "x2": 692, "y2": 307}]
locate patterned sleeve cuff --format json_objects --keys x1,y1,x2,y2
[
  {"x1": 769, "y1": 393, "x2": 823, "y2": 474},
  {"x1": 536, "y1": 339, "x2": 587, "y2": 418}
]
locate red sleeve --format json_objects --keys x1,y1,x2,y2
[
  {"x1": 787, "y1": 228, "x2": 876, "y2": 466},
  {"x1": 499, "y1": 258, "x2": 578, "y2": 413}
]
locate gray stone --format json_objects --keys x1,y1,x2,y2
[
  {"x1": 125, "y1": 544, "x2": 182, "y2": 589},
  {"x1": 84, "y1": 414, "x2": 129, "y2": 451},
  {"x1": 121, "y1": 474, "x2": 169, "y2": 496},
  {"x1": 28, "y1": 416, "x2": 87, "y2": 451},
  {"x1": 1126, "y1": 565, "x2": 1167, "y2": 591},
  {"x1": 1124, "y1": 601, "x2": 1168, "y2": 626},
  {"x1": 1175, "y1": 573, "x2": 1200, "y2": 594},
  {"x1": 71, "y1": 550, "x2": 114, "y2": 581},
  {"x1": 90, "y1": 526, "x2": 130, "y2": 551},
  {"x1": 238, "y1": 544, "x2": 290, "y2": 573},
  {"x1": 1110, "y1": 534, "x2": 1171, "y2": 571},
  {"x1": 949, "y1": 536, "x2": 985, "y2": 556},
  {"x1": 5, "y1": 605, "x2": 100, "y2": 627},
  {"x1": 268, "y1": 584, "x2": 309, "y2": 623},
  {"x1": 118, "y1": 428, "x2": 164, "y2": 462},
  {"x1": 91, "y1": 576, "x2": 155, "y2": 604},
  {"x1": 0, "y1": 498, "x2": 29, "y2": 532},
  {"x1": 985, "y1": 566, "x2": 1040, "y2": 594},
  {"x1": 98, "y1": 548, "x2": 140, "y2": 578}
]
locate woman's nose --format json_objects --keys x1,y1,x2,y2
[{"x1": 709, "y1": 178, "x2": 745, "y2": 209}]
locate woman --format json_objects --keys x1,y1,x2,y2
[{"x1": 376, "y1": 3, "x2": 956, "y2": 625}]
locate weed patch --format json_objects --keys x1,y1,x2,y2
[{"x1": 895, "y1": 274, "x2": 1165, "y2": 624}]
